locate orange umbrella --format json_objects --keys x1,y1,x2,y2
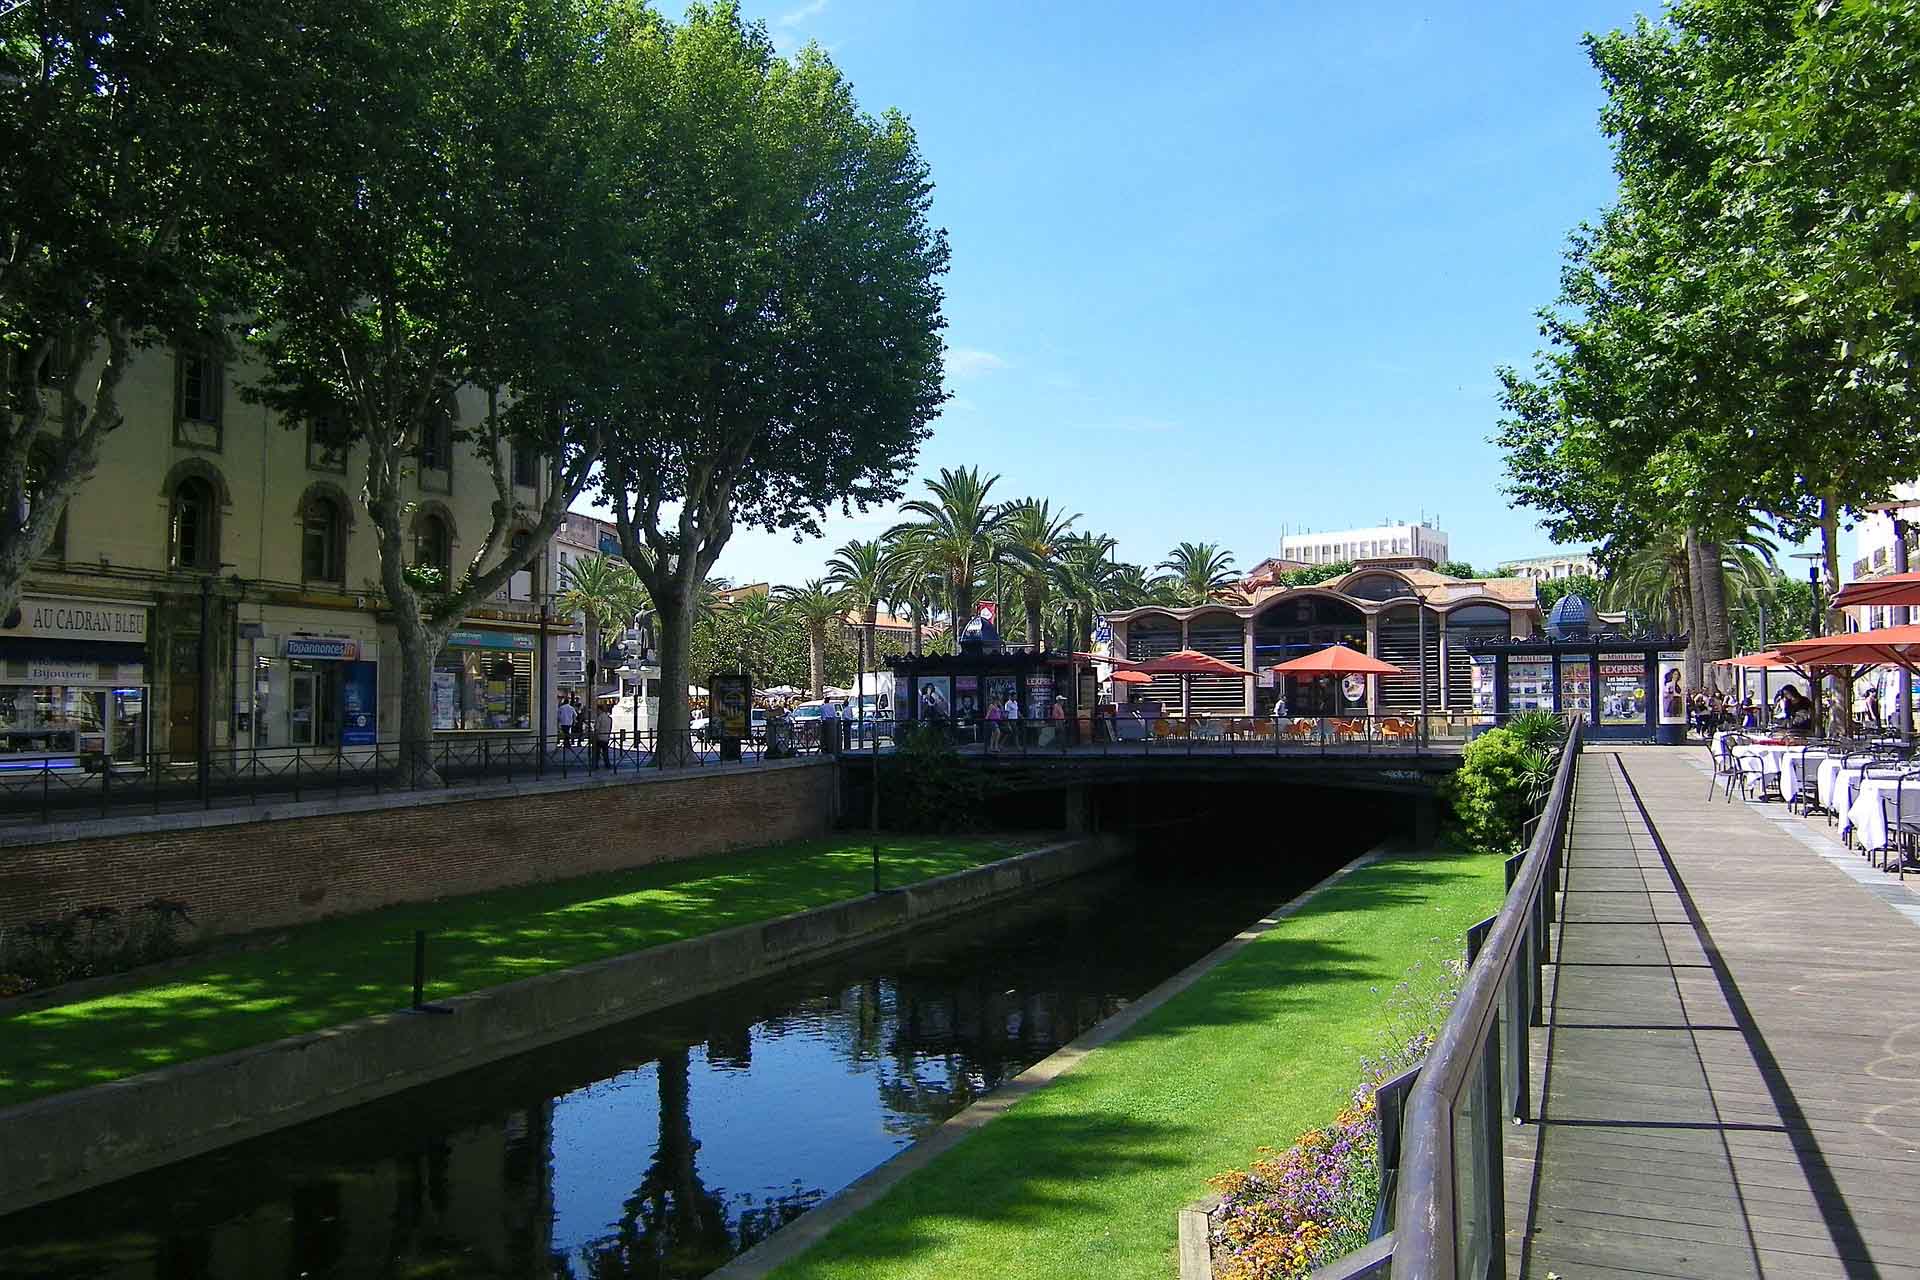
[
  {"x1": 1833, "y1": 572, "x2": 1920, "y2": 610},
  {"x1": 1110, "y1": 669, "x2": 1153, "y2": 685},
  {"x1": 1267, "y1": 643, "x2": 1405, "y2": 676},
  {"x1": 1718, "y1": 651, "x2": 1801, "y2": 669}
]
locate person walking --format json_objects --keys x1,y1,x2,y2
[
  {"x1": 592, "y1": 699, "x2": 614, "y2": 769},
  {"x1": 820, "y1": 697, "x2": 839, "y2": 756},
  {"x1": 557, "y1": 695, "x2": 577, "y2": 752}
]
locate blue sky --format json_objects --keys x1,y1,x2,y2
[{"x1": 587, "y1": 1, "x2": 1662, "y2": 586}]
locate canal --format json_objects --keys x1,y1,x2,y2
[{"x1": 0, "y1": 830, "x2": 1371, "y2": 1279}]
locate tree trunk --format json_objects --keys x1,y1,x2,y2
[
  {"x1": 1683, "y1": 530, "x2": 1709, "y2": 692},
  {"x1": 1024, "y1": 579, "x2": 1043, "y2": 655},
  {"x1": 808, "y1": 624, "x2": 825, "y2": 697},
  {"x1": 863, "y1": 604, "x2": 877, "y2": 673},
  {"x1": 909, "y1": 594, "x2": 924, "y2": 657},
  {"x1": 1820, "y1": 493, "x2": 1842, "y2": 635},
  {"x1": 1697, "y1": 536, "x2": 1733, "y2": 678},
  {"x1": 653, "y1": 584, "x2": 695, "y2": 766}
]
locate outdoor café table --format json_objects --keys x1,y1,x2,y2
[
  {"x1": 1835, "y1": 765, "x2": 1910, "y2": 841},
  {"x1": 1729, "y1": 739, "x2": 1807, "y2": 798},
  {"x1": 1777, "y1": 746, "x2": 1835, "y2": 801},
  {"x1": 1818, "y1": 757, "x2": 1861, "y2": 812},
  {"x1": 1845, "y1": 774, "x2": 1920, "y2": 853}
]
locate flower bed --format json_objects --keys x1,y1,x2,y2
[{"x1": 1203, "y1": 956, "x2": 1466, "y2": 1279}]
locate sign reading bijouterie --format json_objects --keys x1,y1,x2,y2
[{"x1": 4, "y1": 597, "x2": 147, "y2": 644}]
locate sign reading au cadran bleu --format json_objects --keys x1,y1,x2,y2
[{"x1": 6, "y1": 597, "x2": 147, "y2": 644}]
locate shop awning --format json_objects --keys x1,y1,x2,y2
[{"x1": 1832, "y1": 572, "x2": 1920, "y2": 611}]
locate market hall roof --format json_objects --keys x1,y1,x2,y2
[{"x1": 1104, "y1": 560, "x2": 1541, "y2": 624}]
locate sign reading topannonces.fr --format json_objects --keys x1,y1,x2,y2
[{"x1": 4, "y1": 596, "x2": 148, "y2": 644}]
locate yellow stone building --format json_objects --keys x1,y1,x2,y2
[{"x1": 2, "y1": 343, "x2": 566, "y2": 768}]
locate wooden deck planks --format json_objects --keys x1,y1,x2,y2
[{"x1": 1508, "y1": 747, "x2": 1920, "y2": 1280}]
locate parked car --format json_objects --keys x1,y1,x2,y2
[{"x1": 690, "y1": 709, "x2": 767, "y2": 744}]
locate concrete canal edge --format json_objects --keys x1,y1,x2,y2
[
  {"x1": 708, "y1": 841, "x2": 1397, "y2": 1280},
  {"x1": 0, "y1": 833, "x2": 1129, "y2": 1217}
]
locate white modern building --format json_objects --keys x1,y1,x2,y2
[
  {"x1": 1279, "y1": 521, "x2": 1448, "y2": 567},
  {"x1": 1498, "y1": 552, "x2": 1599, "y2": 581}
]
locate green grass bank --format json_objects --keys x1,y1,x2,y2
[
  {"x1": 0, "y1": 834, "x2": 1026, "y2": 1107},
  {"x1": 769, "y1": 845, "x2": 1504, "y2": 1280}
]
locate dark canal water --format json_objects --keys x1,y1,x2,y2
[{"x1": 0, "y1": 838, "x2": 1361, "y2": 1280}]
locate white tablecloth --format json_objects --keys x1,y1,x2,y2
[
  {"x1": 1835, "y1": 767, "x2": 1911, "y2": 838},
  {"x1": 1730, "y1": 743, "x2": 1829, "y2": 799},
  {"x1": 1847, "y1": 776, "x2": 1920, "y2": 850}
]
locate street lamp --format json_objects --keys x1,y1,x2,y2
[{"x1": 1789, "y1": 551, "x2": 1826, "y2": 734}]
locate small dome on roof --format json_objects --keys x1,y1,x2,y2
[{"x1": 1546, "y1": 594, "x2": 1592, "y2": 640}]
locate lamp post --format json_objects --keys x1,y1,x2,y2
[
  {"x1": 537, "y1": 596, "x2": 550, "y2": 776},
  {"x1": 1790, "y1": 551, "x2": 1825, "y2": 734}
]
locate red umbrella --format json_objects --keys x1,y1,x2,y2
[
  {"x1": 1124, "y1": 649, "x2": 1253, "y2": 676},
  {"x1": 1832, "y1": 572, "x2": 1920, "y2": 610},
  {"x1": 1124, "y1": 649, "x2": 1252, "y2": 716},
  {"x1": 1110, "y1": 669, "x2": 1153, "y2": 685},
  {"x1": 1778, "y1": 626, "x2": 1920, "y2": 672},
  {"x1": 1266, "y1": 643, "x2": 1405, "y2": 677}
]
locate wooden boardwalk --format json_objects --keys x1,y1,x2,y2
[{"x1": 1507, "y1": 746, "x2": 1920, "y2": 1280}]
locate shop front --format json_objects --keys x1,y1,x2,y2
[
  {"x1": 0, "y1": 595, "x2": 151, "y2": 769},
  {"x1": 279, "y1": 635, "x2": 379, "y2": 749},
  {"x1": 433, "y1": 629, "x2": 537, "y2": 734},
  {"x1": 1469, "y1": 637, "x2": 1688, "y2": 742}
]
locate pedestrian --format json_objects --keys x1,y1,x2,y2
[
  {"x1": 1865, "y1": 683, "x2": 1883, "y2": 731},
  {"x1": 984, "y1": 694, "x2": 1003, "y2": 750},
  {"x1": 819, "y1": 696, "x2": 839, "y2": 756},
  {"x1": 592, "y1": 698, "x2": 613, "y2": 768},
  {"x1": 557, "y1": 695, "x2": 576, "y2": 751}
]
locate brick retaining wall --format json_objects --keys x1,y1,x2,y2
[{"x1": 0, "y1": 761, "x2": 836, "y2": 938}]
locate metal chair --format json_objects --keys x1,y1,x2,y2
[
  {"x1": 1877, "y1": 774, "x2": 1920, "y2": 877},
  {"x1": 1789, "y1": 742, "x2": 1835, "y2": 817},
  {"x1": 1726, "y1": 742, "x2": 1781, "y2": 804},
  {"x1": 1707, "y1": 733, "x2": 1741, "y2": 800}
]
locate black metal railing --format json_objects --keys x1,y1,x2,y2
[
  {"x1": 1310, "y1": 716, "x2": 1580, "y2": 1278},
  {"x1": 0, "y1": 726, "x2": 846, "y2": 827},
  {"x1": 899, "y1": 711, "x2": 1508, "y2": 757}
]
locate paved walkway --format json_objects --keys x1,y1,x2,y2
[{"x1": 1512, "y1": 746, "x2": 1920, "y2": 1280}]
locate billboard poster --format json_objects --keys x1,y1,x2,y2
[
  {"x1": 432, "y1": 670, "x2": 459, "y2": 730},
  {"x1": 1025, "y1": 673, "x2": 1056, "y2": 716},
  {"x1": 1657, "y1": 654, "x2": 1687, "y2": 724},
  {"x1": 984, "y1": 676, "x2": 1019, "y2": 717},
  {"x1": 711, "y1": 672, "x2": 751, "y2": 739},
  {"x1": 1557, "y1": 656, "x2": 1592, "y2": 721},
  {"x1": 915, "y1": 677, "x2": 952, "y2": 722},
  {"x1": 953, "y1": 675, "x2": 980, "y2": 721},
  {"x1": 340, "y1": 660, "x2": 378, "y2": 745},
  {"x1": 1600, "y1": 654, "x2": 1648, "y2": 725},
  {"x1": 1507, "y1": 657, "x2": 1554, "y2": 712},
  {"x1": 1470, "y1": 656, "x2": 1496, "y2": 714}
]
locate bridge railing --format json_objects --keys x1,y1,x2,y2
[
  {"x1": 1291, "y1": 716, "x2": 1581, "y2": 1280},
  {"x1": 0, "y1": 728, "x2": 834, "y2": 829},
  {"x1": 902, "y1": 712, "x2": 1512, "y2": 756}
]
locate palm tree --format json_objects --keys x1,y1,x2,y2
[
  {"x1": 1604, "y1": 520, "x2": 1777, "y2": 687},
  {"x1": 1052, "y1": 532, "x2": 1123, "y2": 653},
  {"x1": 557, "y1": 553, "x2": 651, "y2": 699},
  {"x1": 776, "y1": 579, "x2": 849, "y2": 698},
  {"x1": 1154, "y1": 541, "x2": 1245, "y2": 606},
  {"x1": 888, "y1": 466, "x2": 1007, "y2": 626},
  {"x1": 728, "y1": 590, "x2": 785, "y2": 679},
  {"x1": 996, "y1": 499, "x2": 1079, "y2": 651},
  {"x1": 825, "y1": 538, "x2": 889, "y2": 674}
]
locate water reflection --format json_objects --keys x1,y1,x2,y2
[{"x1": 0, "y1": 847, "x2": 1347, "y2": 1279}]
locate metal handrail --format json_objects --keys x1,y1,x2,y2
[{"x1": 1383, "y1": 716, "x2": 1583, "y2": 1278}]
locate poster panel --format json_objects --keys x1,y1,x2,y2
[
  {"x1": 1470, "y1": 656, "x2": 1496, "y2": 714},
  {"x1": 340, "y1": 660, "x2": 378, "y2": 745},
  {"x1": 984, "y1": 676, "x2": 1019, "y2": 716},
  {"x1": 916, "y1": 676, "x2": 952, "y2": 722},
  {"x1": 431, "y1": 670, "x2": 459, "y2": 730},
  {"x1": 1507, "y1": 657, "x2": 1554, "y2": 712},
  {"x1": 953, "y1": 676, "x2": 980, "y2": 721},
  {"x1": 1657, "y1": 654, "x2": 1687, "y2": 725},
  {"x1": 711, "y1": 672, "x2": 751, "y2": 739},
  {"x1": 1557, "y1": 656, "x2": 1592, "y2": 720},
  {"x1": 1599, "y1": 653, "x2": 1648, "y2": 725}
]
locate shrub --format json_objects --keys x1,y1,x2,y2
[
  {"x1": 1445, "y1": 727, "x2": 1544, "y2": 851},
  {"x1": 1505, "y1": 709, "x2": 1568, "y2": 753},
  {"x1": 0, "y1": 898, "x2": 193, "y2": 997},
  {"x1": 884, "y1": 727, "x2": 989, "y2": 831}
]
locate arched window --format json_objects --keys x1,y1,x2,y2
[
  {"x1": 414, "y1": 512, "x2": 450, "y2": 577},
  {"x1": 302, "y1": 494, "x2": 345, "y2": 582},
  {"x1": 170, "y1": 477, "x2": 217, "y2": 571}
]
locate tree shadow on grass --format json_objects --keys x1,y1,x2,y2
[{"x1": 0, "y1": 835, "x2": 1026, "y2": 1103}]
